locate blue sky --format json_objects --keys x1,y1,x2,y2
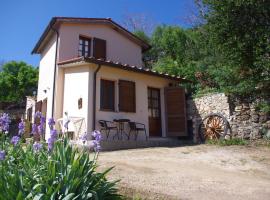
[{"x1": 0, "y1": 0, "x2": 197, "y2": 66}]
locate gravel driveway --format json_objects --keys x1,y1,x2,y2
[{"x1": 98, "y1": 144, "x2": 270, "y2": 200}]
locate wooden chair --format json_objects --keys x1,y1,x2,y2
[
  {"x1": 128, "y1": 122, "x2": 148, "y2": 140},
  {"x1": 98, "y1": 120, "x2": 118, "y2": 139}
]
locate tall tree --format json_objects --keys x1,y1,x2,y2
[
  {"x1": 202, "y1": 0, "x2": 270, "y2": 95},
  {"x1": 122, "y1": 13, "x2": 156, "y2": 35},
  {"x1": 0, "y1": 61, "x2": 38, "y2": 104}
]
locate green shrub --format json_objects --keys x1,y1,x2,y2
[
  {"x1": 207, "y1": 138, "x2": 248, "y2": 146},
  {"x1": 256, "y1": 101, "x2": 270, "y2": 114},
  {"x1": 0, "y1": 113, "x2": 122, "y2": 200}
]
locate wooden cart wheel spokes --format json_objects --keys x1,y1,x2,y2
[{"x1": 198, "y1": 113, "x2": 230, "y2": 142}]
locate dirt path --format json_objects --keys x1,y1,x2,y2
[{"x1": 98, "y1": 145, "x2": 270, "y2": 200}]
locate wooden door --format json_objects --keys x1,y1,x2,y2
[
  {"x1": 165, "y1": 87, "x2": 187, "y2": 137},
  {"x1": 148, "y1": 87, "x2": 162, "y2": 137}
]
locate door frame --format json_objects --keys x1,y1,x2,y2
[{"x1": 147, "y1": 87, "x2": 162, "y2": 137}]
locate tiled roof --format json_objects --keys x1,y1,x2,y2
[{"x1": 58, "y1": 57, "x2": 189, "y2": 82}]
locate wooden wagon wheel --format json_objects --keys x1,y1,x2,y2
[{"x1": 198, "y1": 113, "x2": 230, "y2": 142}]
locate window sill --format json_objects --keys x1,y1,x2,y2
[{"x1": 118, "y1": 110, "x2": 136, "y2": 113}]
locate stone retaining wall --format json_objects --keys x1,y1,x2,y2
[{"x1": 187, "y1": 93, "x2": 270, "y2": 142}]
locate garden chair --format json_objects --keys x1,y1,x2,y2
[
  {"x1": 98, "y1": 120, "x2": 118, "y2": 139},
  {"x1": 128, "y1": 122, "x2": 148, "y2": 140}
]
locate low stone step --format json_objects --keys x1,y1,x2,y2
[{"x1": 100, "y1": 138, "x2": 193, "y2": 151}]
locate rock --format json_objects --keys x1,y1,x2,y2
[
  {"x1": 242, "y1": 103, "x2": 250, "y2": 109},
  {"x1": 265, "y1": 121, "x2": 270, "y2": 129},
  {"x1": 266, "y1": 130, "x2": 270, "y2": 139},
  {"x1": 224, "y1": 135, "x2": 231, "y2": 140},
  {"x1": 250, "y1": 129, "x2": 261, "y2": 139},
  {"x1": 235, "y1": 106, "x2": 242, "y2": 111},
  {"x1": 259, "y1": 114, "x2": 268, "y2": 123},
  {"x1": 251, "y1": 114, "x2": 259, "y2": 123},
  {"x1": 238, "y1": 114, "x2": 250, "y2": 121}
]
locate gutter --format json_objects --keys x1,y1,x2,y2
[
  {"x1": 51, "y1": 27, "x2": 59, "y2": 118},
  {"x1": 92, "y1": 64, "x2": 101, "y2": 130}
]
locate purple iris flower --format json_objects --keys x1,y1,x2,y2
[
  {"x1": 47, "y1": 129, "x2": 58, "y2": 151},
  {"x1": 92, "y1": 130, "x2": 102, "y2": 152},
  {"x1": 18, "y1": 119, "x2": 25, "y2": 136},
  {"x1": 32, "y1": 124, "x2": 38, "y2": 135},
  {"x1": 80, "y1": 132, "x2": 88, "y2": 143},
  {"x1": 38, "y1": 124, "x2": 44, "y2": 135},
  {"x1": 48, "y1": 118, "x2": 55, "y2": 130},
  {"x1": 92, "y1": 130, "x2": 102, "y2": 142},
  {"x1": 35, "y1": 111, "x2": 42, "y2": 119},
  {"x1": 40, "y1": 116, "x2": 46, "y2": 124},
  {"x1": 0, "y1": 150, "x2": 5, "y2": 161},
  {"x1": 0, "y1": 113, "x2": 11, "y2": 132},
  {"x1": 64, "y1": 120, "x2": 70, "y2": 130},
  {"x1": 33, "y1": 142, "x2": 43, "y2": 152},
  {"x1": 47, "y1": 137, "x2": 55, "y2": 151},
  {"x1": 93, "y1": 140, "x2": 101, "y2": 152},
  {"x1": 50, "y1": 129, "x2": 57, "y2": 139},
  {"x1": 11, "y1": 136, "x2": 20, "y2": 146}
]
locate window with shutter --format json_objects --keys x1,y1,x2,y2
[
  {"x1": 100, "y1": 79, "x2": 115, "y2": 111},
  {"x1": 27, "y1": 107, "x2": 32, "y2": 122},
  {"x1": 78, "y1": 36, "x2": 91, "y2": 57},
  {"x1": 119, "y1": 80, "x2": 136, "y2": 113},
  {"x1": 35, "y1": 100, "x2": 42, "y2": 113},
  {"x1": 93, "y1": 38, "x2": 106, "y2": 59}
]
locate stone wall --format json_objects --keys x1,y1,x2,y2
[{"x1": 187, "y1": 93, "x2": 270, "y2": 142}]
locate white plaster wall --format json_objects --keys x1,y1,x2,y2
[
  {"x1": 60, "y1": 63, "x2": 177, "y2": 139},
  {"x1": 25, "y1": 97, "x2": 36, "y2": 123},
  {"x1": 62, "y1": 65, "x2": 92, "y2": 137},
  {"x1": 37, "y1": 35, "x2": 57, "y2": 139},
  {"x1": 55, "y1": 67, "x2": 65, "y2": 121},
  {"x1": 58, "y1": 24, "x2": 143, "y2": 67}
]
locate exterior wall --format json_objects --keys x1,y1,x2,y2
[
  {"x1": 58, "y1": 24, "x2": 143, "y2": 67},
  {"x1": 36, "y1": 22, "x2": 145, "y2": 139},
  {"x1": 25, "y1": 97, "x2": 36, "y2": 123},
  {"x1": 95, "y1": 65, "x2": 175, "y2": 139},
  {"x1": 62, "y1": 65, "x2": 92, "y2": 137},
  {"x1": 60, "y1": 63, "x2": 176, "y2": 139},
  {"x1": 37, "y1": 34, "x2": 57, "y2": 139},
  {"x1": 55, "y1": 67, "x2": 65, "y2": 122}
]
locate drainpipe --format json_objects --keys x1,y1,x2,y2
[
  {"x1": 51, "y1": 27, "x2": 59, "y2": 119},
  {"x1": 92, "y1": 64, "x2": 101, "y2": 130}
]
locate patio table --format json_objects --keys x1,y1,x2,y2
[{"x1": 113, "y1": 119, "x2": 130, "y2": 140}]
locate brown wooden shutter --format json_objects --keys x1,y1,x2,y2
[
  {"x1": 35, "y1": 100, "x2": 42, "y2": 113},
  {"x1": 93, "y1": 38, "x2": 106, "y2": 59},
  {"x1": 165, "y1": 87, "x2": 187, "y2": 136},
  {"x1": 100, "y1": 79, "x2": 115, "y2": 111},
  {"x1": 119, "y1": 80, "x2": 136, "y2": 112},
  {"x1": 41, "y1": 98, "x2": 47, "y2": 116},
  {"x1": 27, "y1": 107, "x2": 32, "y2": 121}
]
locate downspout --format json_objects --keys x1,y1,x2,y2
[
  {"x1": 51, "y1": 27, "x2": 59, "y2": 118},
  {"x1": 92, "y1": 64, "x2": 101, "y2": 130}
]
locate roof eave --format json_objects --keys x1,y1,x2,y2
[
  {"x1": 58, "y1": 57, "x2": 189, "y2": 83},
  {"x1": 31, "y1": 17, "x2": 58, "y2": 54}
]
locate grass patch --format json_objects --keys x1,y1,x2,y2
[{"x1": 207, "y1": 138, "x2": 248, "y2": 146}]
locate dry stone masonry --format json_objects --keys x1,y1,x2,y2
[{"x1": 187, "y1": 93, "x2": 270, "y2": 142}]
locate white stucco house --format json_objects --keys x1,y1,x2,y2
[{"x1": 29, "y1": 17, "x2": 188, "y2": 140}]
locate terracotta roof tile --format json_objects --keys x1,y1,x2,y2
[{"x1": 58, "y1": 57, "x2": 190, "y2": 82}]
